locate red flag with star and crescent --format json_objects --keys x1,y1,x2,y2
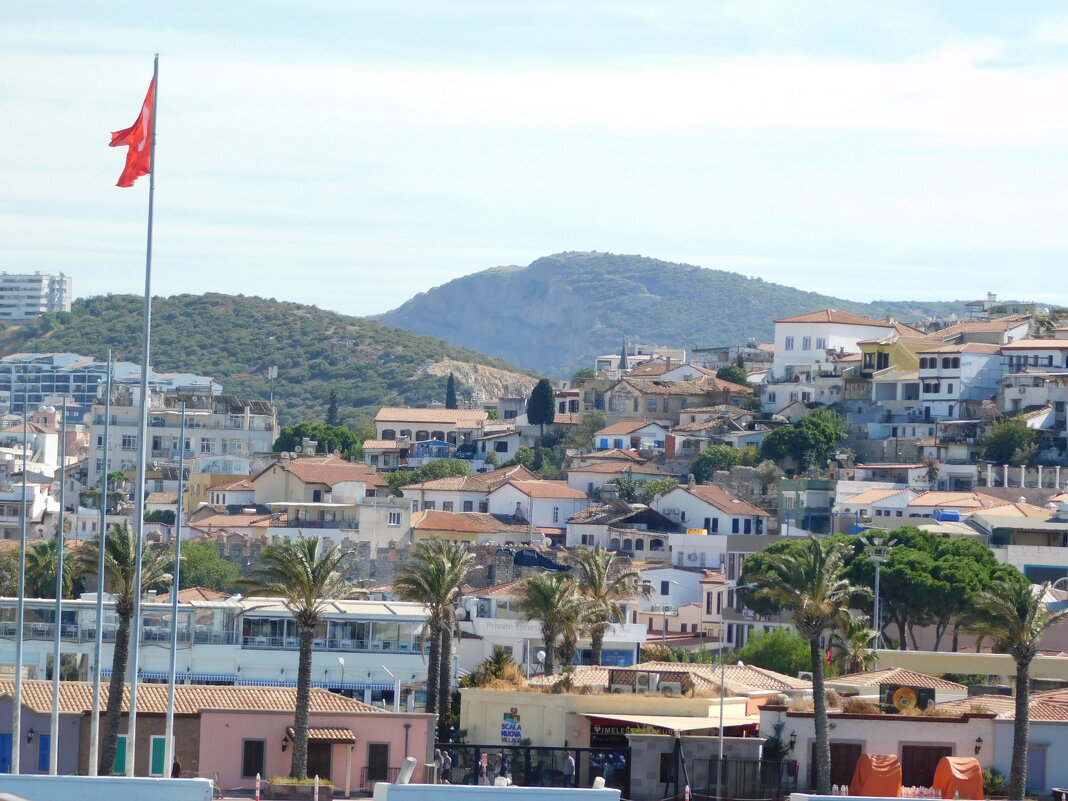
[{"x1": 109, "y1": 78, "x2": 154, "y2": 187}]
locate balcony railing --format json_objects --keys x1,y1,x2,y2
[
  {"x1": 0, "y1": 622, "x2": 238, "y2": 645},
  {"x1": 241, "y1": 636, "x2": 428, "y2": 654}
]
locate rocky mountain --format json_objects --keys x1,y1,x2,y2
[
  {"x1": 0, "y1": 294, "x2": 534, "y2": 425},
  {"x1": 377, "y1": 251, "x2": 964, "y2": 376}
]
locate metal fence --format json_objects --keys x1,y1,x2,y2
[
  {"x1": 695, "y1": 757, "x2": 799, "y2": 801},
  {"x1": 360, "y1": 765, "x2": 401, "y2": 791},
  {"x1": 436, "y1": 744, "x2": 630, "y2": 796}
]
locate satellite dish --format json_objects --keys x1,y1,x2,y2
[
  {"x1": 536, "y1": 650, "x2": 546, "y2": 664},
  {"x1": 542, "y1": 538, "x2": 552, "y2": 547},
  {"x1": 294, "y1": 445, "x2": 303, "y2": 453}
]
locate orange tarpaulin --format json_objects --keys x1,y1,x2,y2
[
  {"x1": 850, "y1": 753, "x2": 903, "y2": 797},
  {"x1": 932, "y1": 756, "x2": 984, "y2": 800}
]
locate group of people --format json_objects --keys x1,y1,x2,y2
[
  {"x1": 434, "y1": 749, "x2": 581, "y2": 787},
  {"x1": 591, "y1": 750, "x2": 627, "y2": 782}
]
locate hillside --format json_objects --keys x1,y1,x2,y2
[
  {"x1": 377, "y1": 251, "x2": 965, "y2": 376},
  {"x1": 1, "y1": 294, "x2": 535, "y2": 425}
]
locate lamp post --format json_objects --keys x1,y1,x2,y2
[
  {"x1": 717, "y1": 581, "x2": 758, "y2": 800},
  {"x1": 338, "y1": 657, "x2": 345, "y2": 694},
  {"x1": 860, "y1": 535, "x2": 897, "y2": 652}
]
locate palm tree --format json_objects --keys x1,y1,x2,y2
[
  {"x1": 25, "y1": 537, "x2": 77, "y2": 598},
  {"x1": 750, "y1": 536, "x2": 865, "y2": 794},
  {"x1": 966, "y1": 580, "x2": 1068, "y2": 800},
  {"x1": 394, "y1": 538, "x2": 475, "y2": 741},
  {"x1": 833, "y1": 615, "x2": 877, "y2": 675},
  {"x1": 236, "y1": 537, "x2": 352, "y2": 780},
  {"x1": 79, "y1": 524, "x2": 172, "y2": 775},
  {"x1": 570, "y1": 545, "x2": 645, "y2": 666},
  {"x1": 514, "y1": 573, "x2": 586, "y2": 676}
]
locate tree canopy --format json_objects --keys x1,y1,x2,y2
[
  {"x1": 716, "y1": 364, "x2": 749, "y2": 386},
  {"x1": 386, "y1": 458, "x2": 472, "y2": 496},
  {"x1": 527, "y1": 378, "x2": 555, "y2": 430},
  {"x1": 273, "y1": 421, "x2": 365, "y2": 459},
  {"x1": 691, "y1": 444, "x2": 741, "y2": 482},
  {"x1": 607, "y1": 475, "x2": 679, "y2": 504},
  {"x1": 760, "y1": 408, "x2": 846, "y2": 470},
  {"x1": 734, "y1": 627, "x2": 810, "y2": 677},
  {"x1": 982, "y1": 417, "x2": 1038, "y2": 466}
]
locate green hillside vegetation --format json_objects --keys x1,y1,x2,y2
[
  {"x1": 378, "y1": 251, "x2": 965, "y2": 376},
  {"x1": 0, "y1": 294, "x2": 529, "y2": 425}
]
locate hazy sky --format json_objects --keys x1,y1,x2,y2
[{"x1": 4, "y1": 2, "x2": 1068, "y2": 317}]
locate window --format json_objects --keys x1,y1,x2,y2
[
  {"x1": 802, "y1": 336, "x2": 811, "y2": 350},
  {"x1": 766, "y1": 392, "x2": 776, "y2": 403},
  {"x1": 242, "y1": 739, "x2": 266, "y2": 779},
  {"x1": 120, "y1": 434, "x2": 136, "y2": 451},
  {"x1": 815, "y1": 338, "x2": 826, "y2": 349},
  {"x1": 494, "y1": 441, "x2": 509, "y2": 453},
  {"x1": 731, "y1": 519, "x2": 739, "y2": 533},
  {"x1": 462, "y1": 501, "x2": 473, "y2": 512},
  {"x1": 442, "y1": 502, "x2": 454, "y2": 512},
  {"x1": 660, "y1": 581, "x2": 670, "y2": 595},
  {"x1": 423, "y1": 501, "x2": 435, "y2": 511},
  {"x1": 784, "y1": 337, "x2": 794, "y2": 350},
  {"x1": 478, "y1": 501, "x2": 488, "y2": 513},
  {"x1": 946, "y1": 383, "x2": 953, "y2": 394},
  {"x1": 199, "y1": 437, "x2": 214, "y2": 454},
  {"x1": 388, "y1": 512, "x2": 401, "y2": 526},
  {"x1": 646, "y1": 398, "x2": 657, "y2": 412},
  {"x1": 581, "y1": 534, "x2": 595, "y2": 546},
  {"x1": 410, "y1": 500, "x2": 419, "y2": 512},
  {"x1": 553, "y1": 507, "x2": 560, "y2": 523},
  {"x1": 632, "y1": 398, "x2": 639, "y2": 412},
  {"x1": 743, "y1": 518, "x2": 752, "y2": 534},
  {"x1": 895, "y1": 511, "x2": 903, "y2": 517},
  {"x1": 613, "y1": 438, "x2": 624, "y2": 448},
  {"x1": 312, "y1": 489, "x2": 322, "y2": 503},
  {"x1": 662, "y1": 397, "x2": 670, "y2": 413}
]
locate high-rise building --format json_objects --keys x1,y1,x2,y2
[{"x1": 0, "y1": 272, "x2": 72, "y2": 321}]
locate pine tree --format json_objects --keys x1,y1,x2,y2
[
  {"x1": 445, "y1": 374, "x2": 458, "y2": 409},
  {"x1": 325, "y1": 390, "x2": 339, "y2": 426},
  {"x1": 527, "y1": 378, "x2": 555, "y2": 443}
]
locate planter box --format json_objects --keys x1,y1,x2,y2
[{"x1": 265, "y1": 781, "x2": 335, "y2": 800}]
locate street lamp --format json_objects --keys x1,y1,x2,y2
[
  {"x1": 860, "y1": 535, "x2": 897, "y2": 652},
  {"x1": 337, "y1": 657, "x2": 345, "y2": 693}
]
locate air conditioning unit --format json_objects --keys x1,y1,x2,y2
[
  {"x1": 635, "y1": 673, "x2": 660, "y2": 692},
  {"x1": 798, "y1": 671, "x2": 814, "y2": 682},
  {"x1": 660, "y1": 682, "x2": 683, "y2": 696},
  {"x1": 610, "y1": 684, "x2": 634, "y2": 694},
  {"x1": 477, "y1": 602, "x2": 490, "y2": 617}
]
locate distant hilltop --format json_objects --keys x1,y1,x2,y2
[{"x1": 377, "y1": 251, "x2": 965, "y2": 377}]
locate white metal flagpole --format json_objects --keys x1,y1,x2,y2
[
  {"x1": 11, "y1": 383, "x2": 28, "y2": 774},
  {"x1": 49, "y1": 398, "x2": 68, "y2": 774},
  {"x1": 163, "y1": 404, "x2": 186, "y2": 776},
  {"x1": 126, "y1": 51, "x2": 160, "y2": 778},
  {"x1": 89, "y1": 351, "x2": 113, "y2": 775}
]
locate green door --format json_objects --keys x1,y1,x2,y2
[
  {"x1": 150, "y1": 736, "x2": 167, "y2": 776},
  {"x1": 113, "y1": 735, "x2": 127, "y2": 775}
]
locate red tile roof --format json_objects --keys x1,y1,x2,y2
[
  {"x1": 829, "y1": 667, "x2": 965, "y2": 691},
  {"x1": 774, "y1": 310, "x2": 895, "y2": 327},
  {"x1": 272, "y1": 455, "x2": 387, "y2": 488},
  {"x1": 566, "y1": 461, "x2": 671, "y2": 476},
  {"x1": 499, "y1": 480, "x2": 589, "y2": 500},
  {"x1": 374, "y1": 407, "x2": 488, "y2": 424},
  {"x1": 412, "y1": 510, "x2": 529, "y2": 535},
  {"x1": 596, "y1": 420, "x2": 668, "y2": 435},
  {"x1": 676, "y1": 485, "x2": 768, "y2": 516}
]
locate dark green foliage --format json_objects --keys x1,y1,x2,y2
[
  {"x1": 144, "y1": 509, "x2": 175, "y2": 525},
  {"x1": 761, "y1": 408, "x2": 846, "y2": 469},
  {"x1": 571, "y1": 367, "x2": 597, "y2": 383},
  {"x1": 386, "y1": 458, "x2": 472, "y2": 496},
  {"x1": 445, "y1": 374, "x2": 457, "y2": 409},
  {"x1": 606, "y1": 476, "x2": 679, "y2": 504},
  {"x1": 691, "y1": 444, "x2": 741, "y2": 482},
  {"x1": 325, "y1": 390, "x2": 340, "y2": 426},
  {"x1": 274, "y1": 421, "x2": 364, "y2": 459},
  {"x1": 527, "y1": 379, "x2": 555, "y2": 430},
  {"x1": 982, "y1": 417, "x2": 1038, "y2": 466},
  {"x1": 0, "y1": 293, "x2": 527, "y2": 425},
  {"x1": 715, "y1": 365, "x2": 749, "y2": 386},
  {"x1": 378, "y1": 252, "x2": 964, "y2": 376},
  {"x1": 505, "y1": 446, "x2": 559, "y2": 478},
  {"x1": 734, "y1": 627, "x2": 810, "y2": 678},
  {"x1": 177, "y1": 540, "x2": 240, "y2": 592}
]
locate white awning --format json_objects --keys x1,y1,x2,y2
[{"x1": 580, "y1": 710, "x2": 756, "y2": 733}]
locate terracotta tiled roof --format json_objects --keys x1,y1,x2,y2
[
  {"x1": 146, "y1": 491, "x2": 179, "y2": 504},
  {"x1": 0, "y1": 680, "x2": 382, "y2": 715},
  {"x1": 908, "y1": 491, "x2": 1028, "y2": 511},
  {"x1": 676, "y1": 485, "x2": 768, "y2": 516},
  {"x1": 941, "y1": 694, "x2": 1068, "y2": 721},
  {"x1": 596, "y1": 420, "x2": 668, "y2": 435},
  {"x1": 1000, "y1": 339, "x2": 1068, "y2": 350},
  {"x1": 275, "y1": 455, "x2": 387, "y2": 488},
  {"x1": 0, "y1": 421, "x2": 53, "y2": 435},
  {"x1": 918, "y1": 342, "x2": 1001, "y2": 354},
  {"x1": 188, "y1": 512, "x2": 278, "y2": 529},
  {"x1": 361, "y1": 439, "x2": 401, "y2": 450},
  {"x1": 617, "y1": 378, "x2": 717, "y2": 397},
  {"x1": 209, "y1": 479, "x2": 255, "y2": 492},
  {"x1": 627, "y1": 361, "x2": 671, "y2": 377},
  {"x1": 403, "y1": 465, "x2": 539, "y2": 493},
  {"x1": 529, "y1": 661, "x2": 810, "y2": 693},
  {"x1": 374, "y1": 407, "x2": 488, "y2": 424},
  {"x1": 829, "y1": 667, "x2": 965, "y2": 691},
  {"x1": 553, "y1": 413, "x2": 582, "y2": 425},
  {"x1": 774, "y1": 310, "x2": 896, "y2": 327},
  {"x1": 498, "y1": 480, "x2": 589, "y2": 500},
  {"x1": 307, "y1": 727, "x2": 358, "y2": 743},
  {"x1": 566, "y1": 462, "x2": 670, "y2": 476},
  {"x1": 933, "y1": 314, "x2": 1032, "y2": 338},
  {"x1": 412, "y1": 510, "x2": 529, "y2": 535},
  {"x1": 582, "y1": 449, "x2": 646, "y2": 463},
  {"x1": 839, "y1": 488, "x2": 913, "y2": 505},
  {"x1": 159, "y1": 587, "x2": 232, "y2": 603}
]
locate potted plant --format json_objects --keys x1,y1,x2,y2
[{"x1": 265, "y1": 777, "x2": 335, "y2": 800}]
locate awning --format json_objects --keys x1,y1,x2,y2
[
  {"x1": 308, "y1": 727, "x2": 357, "y2": 744},
  {"x1": 580, "y1": 710, "x2": 756, "y2": 733}
]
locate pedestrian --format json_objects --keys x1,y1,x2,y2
[
  {"x1": 434, "y1": 749, "x2": 443, "y2": 783},
  {"x1": 441, "y1": 750, "x2": 453, "y2": 784},
  {"x1": 498, "y1": 753, "x2": 510, "y2": 778},
  {"x1": 171, "y1": 757, "x2": 182, "y2": 779},
  {"x1": 563, "y1": 752, "x2": 575, "y2": 787}
]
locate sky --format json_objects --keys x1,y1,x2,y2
[{"x1": 3, "y1": 2, "x2": 1068, "y2": 317}]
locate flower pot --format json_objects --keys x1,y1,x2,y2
[{"x1": 264, "y1": 780, "x2": 335, "y2": 800}]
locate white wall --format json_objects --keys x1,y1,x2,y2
[{"x1": 0, "y1": 775, "x2": 213, "y2": 801}]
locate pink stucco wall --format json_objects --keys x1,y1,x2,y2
[{"x1": 197, "y1": 709, "x2": 436, "y2": 793}]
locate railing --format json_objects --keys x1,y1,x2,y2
[
  {"x1": 241, "y1": 636, "x2": 427, "y2": 654},
  {"x1": 700, "y1": 758, "x2": 799, "y2": 800},
  {"x1": 360, "y1": 766, "x2": 400, "y2": 791},
  {"x1": 283, "y1": 519, "x2": 357, "y2": 530},
  {"x1": 0, "y1": 622, "x2": 238, "y2": 645},
  {"x1": 438, "y1": 743, "x2": 630, "y2": 794}
]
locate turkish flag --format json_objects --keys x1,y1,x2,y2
[
  {"x1": 825, "y1": 647, "x2": 833, "y2": 665},
  {"x1": 110, "y1": 78, "x2": 154, "y2": 187}
]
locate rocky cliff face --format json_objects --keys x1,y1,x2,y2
[{"x1": 420, "y1": 359, "x2": 537, "y2": 401}]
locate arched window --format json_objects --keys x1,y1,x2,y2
[
  {"x1": 609, "y1": 538, "x2": 621, "y2": 550},
  {"x1": 622, "y1": 538, "x2": 633, "y2": 551},
  {"x1": 399, "y1": 429, "x2": 412, "y2": 439},
  {"x1": 431, "y1": 430, "x2": 446, "y2": 441},
  {"x1": 634, "y1": 539, "x2": 645, "y2": 551},
  {"x1": 381, "y1": 429, "x2": 396, "y2": 440},
  {"x1": 650, "y1": 538, "x2": 664, "y2": 551},
  {"x1": 415, "y1": 430, "x2": 430, "y2": 441}
]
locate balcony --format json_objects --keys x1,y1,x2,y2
[{"x1": 241, "y1": 636, "x2": 426, "y2": 654}]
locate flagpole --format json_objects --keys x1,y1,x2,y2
[
  {"x1": 164, "y1": 403, "x2": 186, "y2": 777},
  {"x1": 89, "y1": 351, "x2": 113, "y2": 775},
  {"x1": 126, "y1": 51, "x2": 159, "y2": 778},
  {"x1": 49, "y1": 397, "x2": 68, "y2": 774},
  {"x1": 12, "y1": 383, "x2": 28, "y2": 774}
]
